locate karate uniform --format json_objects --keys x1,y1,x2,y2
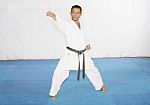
[{"x1": 49, "y1": 15, "x2": 104, "y2": 96}]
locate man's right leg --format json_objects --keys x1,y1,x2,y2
[{"x1": 49, "y1": 68, "x2": 69, "y2": 99}]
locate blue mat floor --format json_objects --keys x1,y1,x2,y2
[{"x1": 0, "y1": 58, "x2": 150, "y2": 105}]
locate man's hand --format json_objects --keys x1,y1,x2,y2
[
  {"x1": 86, "y1": 44, "x2": 91, "y2": 51},
  {"x1": 46, "y1": 11, "x2": 56, "y2": 21}
]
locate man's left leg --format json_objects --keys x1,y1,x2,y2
[{"x1": 85, "y1": 67, "x2": 108, "y2": 92}]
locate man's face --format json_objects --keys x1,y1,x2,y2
[{"x1": 70, "y1": 8, "x2": 81, "y2": 21}]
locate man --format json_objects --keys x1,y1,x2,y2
[{"x1": 47, "y1": 5, "x2": 108, "y2": 100}]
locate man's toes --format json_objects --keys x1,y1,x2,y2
[
  {"x1": 49, "y1": 95, "x2": 56, "y2": 100},
  {"x1": 101, "y1": 86, "x2": 108, "y2": 93}
]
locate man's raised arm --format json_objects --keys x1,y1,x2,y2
[{"x1": 46, "y1": 11, "x2": 67, "y2": 34}]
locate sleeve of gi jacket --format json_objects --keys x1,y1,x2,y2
[{"x1": 51, "y1": 14, "x2": 67, "y2": 35}]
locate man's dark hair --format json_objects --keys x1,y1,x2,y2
[{"x1": 71, "y1": 5, "x2": 82, "y2": 13}]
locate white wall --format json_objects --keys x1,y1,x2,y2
[{"x1": 0, "y1": 0, "x2": 150, "y2": 60}]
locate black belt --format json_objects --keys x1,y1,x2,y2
[{"x1": 66, "y1": 46, "x2": 86, "y2": 80}]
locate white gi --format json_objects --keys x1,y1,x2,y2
[{"x1": 49, "y1": 15, "x2": 104, "y2": 96}]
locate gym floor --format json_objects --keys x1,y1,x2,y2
[{"x1": 0, "y1": 58, "x2": 150, "y2": 105}]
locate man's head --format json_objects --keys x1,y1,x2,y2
[{"x1": 70, "y1": 5, "x2": 82, "y2": 21}]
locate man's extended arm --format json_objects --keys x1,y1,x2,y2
[{"x1": 46, "y1": 11, "x2": 67, "y2": 34}]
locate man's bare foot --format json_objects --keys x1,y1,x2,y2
[
  {"x1": 101, "y1": 85, "x2": 108, "y2": 93},
  {"x1": 49, "y1": 95, "x2": 56, "y2": 100}
]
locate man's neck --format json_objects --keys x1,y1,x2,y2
[
  {"x1": 73, "y1": 20, "x2": 80, "y2": 29},
  {"x1": 73, "y1": 20, "x2": 79, "y2": 23}
]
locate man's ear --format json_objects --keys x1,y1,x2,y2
[{"x1": 80, "y1": 12, "x2": 82, "y2": 16}]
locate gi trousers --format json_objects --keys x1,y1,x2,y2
[
  {"x1": 49, "y1": 51, "x2": 104, "y2": 96},
  {"x1": 49, "y1": 67, "x2": 103, "y2": 96}
]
